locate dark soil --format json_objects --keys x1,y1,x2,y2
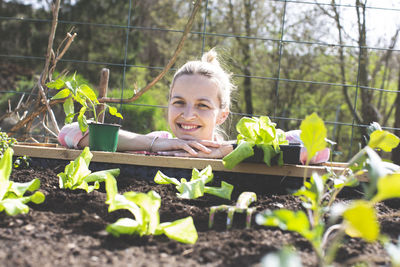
[{"x1": 1, "y1": 158, "x2": 399, "y2": 267}]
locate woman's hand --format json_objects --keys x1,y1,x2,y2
[
  {"x1": 153, "y1": 138, "x2": 221, "y2": 156},
  {"x1": 157, "y1": 143, "x2": 234, "y2": 159}
]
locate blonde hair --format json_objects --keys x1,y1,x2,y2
[{"x1": 170, "y1": 48, "x2": 235, "y2": 110}]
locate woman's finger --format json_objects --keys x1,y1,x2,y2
[{"x1": 198, "y1": 140, "x2": 221, "y2": 148}]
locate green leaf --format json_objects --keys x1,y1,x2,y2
[
  {"x1": 256, "y1": 209, "x2": 314, "y2": 241},
  {"x1": 30, "y1": 191, "x2": 45, "y2": 204},
  {"x1": 154, "y1": 171, "x2": 180, "y2": 186},
  {"x1": 77, "y1": 107, "x2": 88, "y2": 133},
  {"x1": 343, "y1": 200, "x2": 379, "y2": 242},
  {"x1": 204, "y1": 181, "x2": 234, "y2": 200},
  {"x1": 79, "y1": 84, "x2": 98, "y2": 102},
  {"x1": 300, "y1": 113, "x2": 327, "y2": 163},
  {"x1": 124, "y1": 190, "x2": 161, "y2": 235},
  {"x1": 0, "y1": 148, "x2": 13, "y2": 200},
  {"x1": 10, "y1": 178, "x2": 41, "y2": 197},
  {"x1": 236, "y1": 117, "x2": 258, "y2": 140},
  {"x1": 108, "y1": 106, "x2": 123, "y2": 119},
  {"x1": 106, "y1": 218, "x2": 140, "y2": 237},
  {"x1": 0, "y1": 198, "x2": 29, "y2": 216},
  {"x1": 85, "y1": 169, "x2": 120, "y2": 183},
  {"x1": 63, "y1": 97, "x2": 74, "y2": 116},
  {"x1": 222, "y1": 141, "x2": 254, "y2": 169},
  {"x1": 371, "y1": 173, "x2": 400, "y2": 203},
  {"x1": 191, "y1": 165, "x2": 213, "y2": 184},
  {"x1": 176, "y1": 177, "x2": 207, "y2": 199},
  {"x1": 51, "y1": 88, "x2": 71, "y2": 100},
  {"x1": 368, "y1": 130, "x2": 400, "y2": 152},
  {"x1": 258, "y1": 144, "x2": 277, "y2": 167},
  {"x1": 161, "y1": 216, "x2": 198, "y2": 244},
  {"x1": 258, "y1": 116, "x2": 276, "y2": 144},
  {"x1": 46, "y1": 79, "x2": 65, "y2": 90}
]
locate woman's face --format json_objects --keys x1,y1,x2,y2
[{"x1": 168, "y1": 74, "x2": 229, "y2": 141}]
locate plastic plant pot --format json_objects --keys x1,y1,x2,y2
[{"x1": 88, "y1": 122, "x2": 120, "y2": 152}]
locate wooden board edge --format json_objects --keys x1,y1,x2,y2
[{"x1": 12, "y1": 144, "x2": 368, "y2": 182}]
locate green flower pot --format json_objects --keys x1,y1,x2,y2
[{"x1": 88, "y1": 122, "x2": 120, "y2": 152}]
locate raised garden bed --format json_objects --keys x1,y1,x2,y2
[{"x1": 1, "y1": 148, "x2": 399, "y2": 267}]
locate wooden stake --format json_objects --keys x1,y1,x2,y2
[{"x1": 97, "y1": 68, "x2": 109, "y2": 123}]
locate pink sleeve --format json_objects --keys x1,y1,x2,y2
[{"x1": 58, "y1": 122, "x2": 88, "y2": 149}]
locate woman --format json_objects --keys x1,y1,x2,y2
[{"x1": 59, "y1": 48, "x2": 236, "y2": 158}]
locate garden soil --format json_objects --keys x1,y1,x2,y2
[{"x1": 1, "y1": 157, "x2": 399, "y2": 267}]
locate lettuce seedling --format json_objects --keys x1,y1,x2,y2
[
  {"x1": 0, "y1": 148, "x2": 45, "y2": 216},
  {"x1": 57, "y1": 147, "x2": 120, "y2": 193},
  {"x1": 105, "y1": 174, "x2": 198, "y2": 244},
  {"x1": 154, "y1": 165, "x2": 233, "y2": 200},
  {"x1": 222, "y1": 116, "x2": 288, "y2": 169},
  {"x1": 209, "y1": 191, "x2": 257, "y2": 229},
  {"x1": 256, "y1": 114, "x2": 400, "y2": 266}
]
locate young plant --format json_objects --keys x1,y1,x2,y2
[
  {"x1": 105, "y1": 174, "x2": 198, "y2": 244},
  {"x1": 57, "y1": 147, "x2": 120, "y2": 193},
  {"x1": 47, "y1": 73, "x2": 123, "y2": 133},
  {"x1": 0, "y1": 131, "x2": 30, "y2": 169},
  {"x1": 154, "y1": 165, "x2": 234, "y2": 200},
  {"x1": 256, "y1": 113, "x2": 400, "y2": 266},
  {"x1": 0, "y1": 131, "x2": 17, "y2": 158},
  {"x1": 0, "y1": 148, "x2": 45, "y2": 216},
  {"x1": 222, "y1": 116, "x2": 288, "y2": 169},
  {"x1": 208, "y1": 191, "x2": 257, "y2": 229}
]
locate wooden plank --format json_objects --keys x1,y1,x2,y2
[{"x1": 12, "y1": 144, "x2": 368, "y2": 182}]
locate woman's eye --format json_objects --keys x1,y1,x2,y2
[
  {"x1": 172, "y1": 100, "x2": 185, "y2": 106},
  {"x1": 198, "y1": 103, "x2": 210, "y2": 109}
]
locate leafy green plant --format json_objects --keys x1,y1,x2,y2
[
  {"x1": 222, "y1": 116, "x2": 288, "y2": 169},
  {"x1": 154, "y1": 165, "x2": 233, "y2": 200},
  {"x1": 0, "y1": 131, "x2": 17, "y2": 158},
  {"x1": 57, "y1": 147, "x2": 120, "y2": 193},
  {"x1": 105, "y1": 174, "x2": 198, "y2": 244},
  {"x1": 0, "y1": 148, "x2": 45, "y2": 216},
  {"x1": 256, "y1": 113, "x2": 400, "y2": 266},
  {"x1": 47, "y1": 73, "x2": 123, "y2": 133}
]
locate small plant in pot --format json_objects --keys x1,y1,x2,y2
[{"x1": 48, "y1": 73, "x2": 123, "y2": 152}]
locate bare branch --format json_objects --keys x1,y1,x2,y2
[{"x1": 99, "y1": 0, "x2": 203, "y2": 104}]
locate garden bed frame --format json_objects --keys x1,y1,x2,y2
[{"x1": 12, "y1": 143, "x2": 368, "y2": 182}]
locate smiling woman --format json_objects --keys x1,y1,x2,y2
[{"x1": 58, "y1": 48, "x2": 237, "y2": 159}]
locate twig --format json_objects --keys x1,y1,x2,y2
[
  {"x1": 37, "y1": 74, "x2": 60, "y2": 134},
  {"x1": 100, "y1": 0, "x2": 203, "y2": 104},
  {"x1": 40, "y1": 0, "x2": 60, "y2": 86},
  {"x1": 48, "y1": 31, "x2": 77, "y2": 79},
  {"x1": 8, "y1": 99, "x2": 64, "y2": 136}
]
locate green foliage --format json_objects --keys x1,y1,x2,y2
[
  {"x1": 57, "y1": 147, "x2": 120, "y2": 193},
  {"x1": 105, "y1": 174, "x2": 198, "y2": 244},
  {"x1": 342, "y1": 200, "x2": 379, "y2": 242},
  {"x1": 48, "y1": 73, "x2": 123, "y2": 133},
  {"x1": 154, "y1": 165, "x2": 233, "y2": 200},
  {"x1": 256, "y1": 114, "x2": 400, "y2": 266},
  {"x1": 0, "y1": 148, "x2": 45, "y2": 216},
  {"x1": 222, "y1": 116, "x2": 288, "y2": 169},
  {"x1": 0, "y1": 132, "x2": 17, "y2": 158}
]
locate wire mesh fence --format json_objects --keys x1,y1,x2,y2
[{"x1": 0, "y1": 0, "x2": 399, "y2": 161}]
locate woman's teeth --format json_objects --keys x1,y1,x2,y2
[{"x1": 180, "y1": 124, "x2": 199, "y2": 130}]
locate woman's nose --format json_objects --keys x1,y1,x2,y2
[{"x1": 181, "y1": 104, "x2": 197, "y2": 119}]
